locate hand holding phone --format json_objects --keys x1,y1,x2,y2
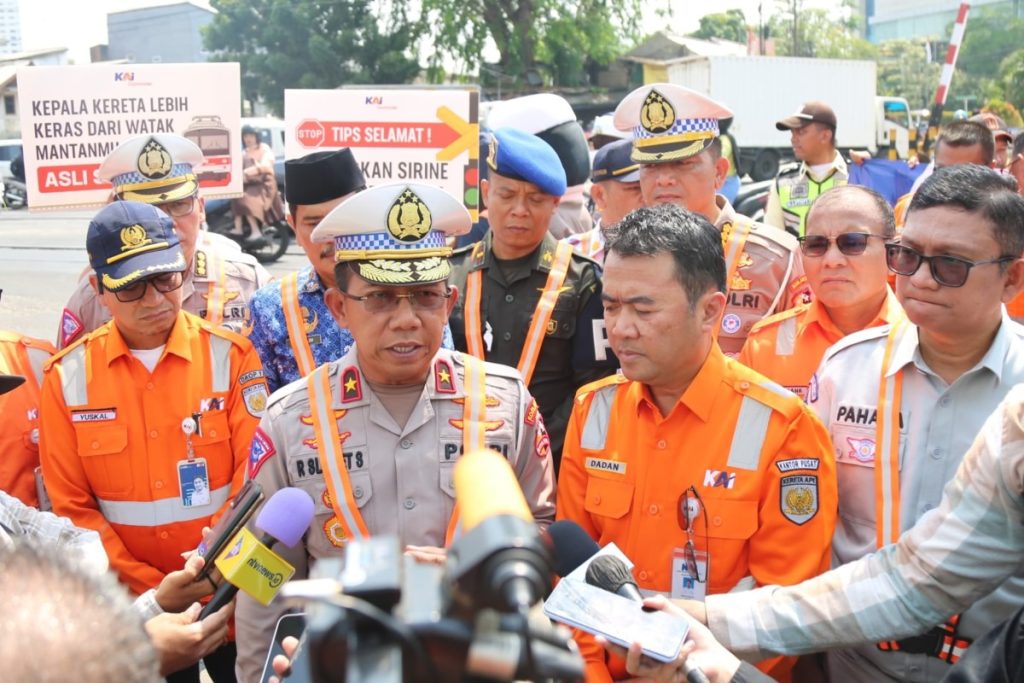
[{"x1": 195, "y1": 480, "x2": 264, "y2": 580}]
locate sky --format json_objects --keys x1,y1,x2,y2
[{"x1": 19, "y1": 1, "x2": 842, "y2": 64}]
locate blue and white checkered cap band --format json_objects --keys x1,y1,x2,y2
[
  {"x1": 334, "y1": 229, "x2": 447, "y2": 254},
  {"x1": 112, "y1": 162, "x2": 195, "y2": 186},
  {"x1": 634, "y1": 117, "x2": 719, "y2": 140}
]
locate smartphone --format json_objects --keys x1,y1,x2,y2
[{"x1": 196, "y1": 479, "x2": 264, "y2": 579}]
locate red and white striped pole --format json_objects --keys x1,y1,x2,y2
[{"x1": 924, "y1": 3, "x2": 970, "y2": 152}]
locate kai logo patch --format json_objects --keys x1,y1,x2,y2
[
  {"x1": 387, "y1": 188, "x2": 432, "y2": 242},
  {"x1": 703, "y1": 469, "x2": 736, "y2": 489}
]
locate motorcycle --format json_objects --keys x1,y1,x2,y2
[
  {"x1": 3, "y1": 176, "x2": 26, "y2": 209},
  {"x1": 204, "y1": 196, "x2": 291, "y2": 264}
]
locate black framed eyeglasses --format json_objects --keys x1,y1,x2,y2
[
  {"x1": 798, "y1": 232, "x2": 884, "y2": 257},
  {"x1": 885, "y1": 243, "x2": 1016, "y2": 288},
  {"x1": 340, "y1": 288, "x2": 452, "y2": 314},
  {"x1": 110, "y1": 271, "x2": 185, "y2": 302},
  {"x1": 156, "y1": 195, "x2": 197, "y2": 218},
  {"x1": 677, "y1": 486, "x2": 708, "y2": 584}
]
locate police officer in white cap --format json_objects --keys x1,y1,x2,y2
[
  {"x1": 57, "y1": 134, "x2": 272, "y2": 348},
  {"x1": 233, "y1": 182, "x2": 555, "y2": 682},
  {"x1": 614, "y1": 84, "x2": 810, "y2": 356}
]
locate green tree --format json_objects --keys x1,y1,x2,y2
[
  {"x1": 420, "y1": 0, "x2": 642, "y2": 88},
  {"x1": 999, "y1": 49, "x2": 1024, "y2": 113},
  {"x1": 947, "y1": 4, "x2": 1024, "y2": 112},
  {"x1": 203, "y1": 0, "x2": 421, "y2": 116},
  {"x1": 691, "y1": 10, "x2": 748, "y2": 44},
  {"x1": 877, "y1": 40, "x2": 941, "y2": 109},
  {"x1": 770, "y1": 0, "x2": 875, "y2": 59}
]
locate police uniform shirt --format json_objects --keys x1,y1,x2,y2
[
  {"x1": 716, "y1": 197, "x2": 810, "y2": 357},
  {"x1": 810, "y1": 313, "x2": 1024, "y2": 681},
  {"x1": 449, "y1": 231, "x2": 618, "y2": 464},
  {"x1": 247, "y1": 265, "x2": 457, "y2": 393},
  {"x1": 58, "y1": 236, "x2": 272, "y2": 349},
  {"x1": 233, "y1": 346, "x2": 555, "y2": 682}
]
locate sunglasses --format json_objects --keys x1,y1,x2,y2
[
  {"x1": 885, "y1": 243, "x2": 1016, "y2": 288},
  {"x1": 798, "y1": 232, "x2": 885, "y2": 257},
  {"x1": 108, "y1": 271, "x2": 185, "y2": 302},
  {"x1": 676, "y1": 486, "x2": 708, "y2": 584}
]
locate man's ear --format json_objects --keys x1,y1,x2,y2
[
  {"x1": 700, "y1": 289, "x2": 727, "y2": 333},
  {"x1": 325, "y1": 287, "x2": 349, "y2": 328},
  {"x1": 1000, "y1": 258, "x2": 1024, "y2": 304}
]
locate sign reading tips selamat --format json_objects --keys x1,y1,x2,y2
[
  {"x1": 285, "y1": 88, "x2": 480, "y2": 221},
  {"x1": 17, "y1": 63, "x2": 242, "y2": 210}
]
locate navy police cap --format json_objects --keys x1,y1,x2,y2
[
  {"x1": 87, "y1": 201, "x2": 185, "y2": 292},
  {"x1": 591, "y1": 138, "x2": 640, "y2": 184},
  {"x1": 486, "y1": 127, "x2": 567, "y2": 197}
]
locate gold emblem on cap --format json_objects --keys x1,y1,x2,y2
[
  {"x1": 120, "y1": 224, "x2": 152, "y2": 252},
  {"x1": 387, "y1": 188, "x2": 432, "y2": 243},
  {"x1": 640, "y1": 89, "x2": 675, "y2": 134},
  {"x1": 137, "y1": 138, "x2": 173, "y2": 180},
  {"x1": 487, "y1": 136, "x2": 499, "y2": 170}
]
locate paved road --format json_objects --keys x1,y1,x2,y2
[{"x1": 0, "y1": 207, "x2": 306, "y2": 342}]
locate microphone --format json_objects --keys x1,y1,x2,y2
[
  {"x1": 584, "y1": 555, "x2": 710, "y2": 683},
  {"x1": 448, "y1": 449, "x2": 553, "y2": 615},
  {"x1": 200, "y1": 487, "x2": 315, "y2": 618},
  {"x1": 547, "y1": 519, "x2": 599, "y2": 578},
  {"x1": 585, "y1": 555, "x2": 643, "y2": 602}
]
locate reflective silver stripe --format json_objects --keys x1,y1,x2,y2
[
  {"x1": 97, "y1": 485, "x2": 230, "y2": 526},
  {"x1": 773, "y1": 316, "x2": 798, "y2": 357},
  {"x1": 311, "y1": 366, "x2": 367, "y2": 540},
  {"x1": 57, "y1": 345, "x2": 88, "y2": 407},
  {"x1": 25, "y1": 347, "x2": 50, "y2": 387},
  {"x1": 580, "y1": 385, "x2": 618, "y2": 450},
  {"x1": 208, "y1": 335, "x2": 232, "y2": 394},
  {"x1": 726, "y1": 396, "x2": 772, "y2": 470}
]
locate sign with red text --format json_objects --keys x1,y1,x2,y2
[
  {"x1": 285, "y1": 88, "x2": 480, "y2": 220},
  {"x1": 17, "y1": 63, "x2": 242, "y2": 210}
]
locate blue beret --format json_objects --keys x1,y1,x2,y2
[{"x1": 486, "y1": 127, "x2": 567, "y2": 197}]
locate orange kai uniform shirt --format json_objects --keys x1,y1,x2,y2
[
  {"x1": 738, "y1": 288, "x2": 903, "y2": 400},
  {"x1": 557, "y1": 345, "x2": 837, "y2": 682},
  {"x1": 39, "y1": 311, "x2": 266, "y2": 595},
  {"x1": 0, "y1": 332, "x2": 55, "y2": 506}
]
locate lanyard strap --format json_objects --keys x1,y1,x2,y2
[
  {"x1": 464, "y1": 241, "x2": 574, "y2": 385},
  {"x1": 874, "y1": 318, "x2": 906, "y2": 549},
  {"x1": 447, "y1": 353, "x2": 489, "y2": 542},
  {"x1": 203, "y1": 249, "x2": 228, "y2": 325},
  {"x1": 281, "y1": 272, "x2": 317, "y2": 377}
]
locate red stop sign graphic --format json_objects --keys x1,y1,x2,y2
[{"x1": 296, "y1": 119, "x2": 325, "y2": 148}]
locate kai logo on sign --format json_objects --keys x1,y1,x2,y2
[
  {"x1": 703, "y1": 469, "x2": 736, "y2": 489},
  {"x1": 365, "y1": 96, "x2": 384, "y2": 105},
  {"x1": 114, "y1": 72, "x2": 135, "y2": 82}
]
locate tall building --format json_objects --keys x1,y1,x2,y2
[
  {"x1": 0, "y1": 0, "x2": 22, "y2": 56},
  {"x1": 107, "y1": 1, "x2": 214, "y2": 64},
  {"x1": 865, "y1": 0, "x2": 1013, "y2": 42}
]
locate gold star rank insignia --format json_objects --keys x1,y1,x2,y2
[
  {"x1": 341, "y1": 366, "x2": 363, "y2": 403},
  {"x1": 434, "y1": 358, "x2": 456, "y2": 393},
  {"x1": 542, "y1": 250, "x2": 554, "y2": 264}
]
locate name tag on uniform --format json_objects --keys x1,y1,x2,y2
[
  {"x1": 71, "y1": 409, "x2": 117, "y2": 422},
  {"x1": 585, "y1": 457, "x2": 626, "y2": 475}
]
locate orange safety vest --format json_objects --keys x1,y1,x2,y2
[
  {"x1": 0, "y1": 332, "x2": 54, "y2": 507},
  {"x1": 281, "y1": 272, "x2": 317, "y2": 377},
  {"x1": 463, "y1": 241, "x2": 573, "y2": 385}
]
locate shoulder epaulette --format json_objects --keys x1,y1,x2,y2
[
  {"x1": 574, "y1": 372, "x2": 628, "y2": 405},
  {"x1": 820, "y1": 323, "x2": 891, "y2": 365},
  {"x1": 748, "y1": 303, "x2": 810, "y2": 335},
  {"x1": 44, "y1": 327, "x2": 100, "y2": 369}
]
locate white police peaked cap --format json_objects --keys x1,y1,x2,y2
[
  {"x1": 614, "y1": 83, "x2": 733, "y2": 164},
  {"x1": 97, "y1": 134, "x2": 204, "y2": 204},
  {"x1": 310, "y1": 182, "x2": 471, "y2": 286}
]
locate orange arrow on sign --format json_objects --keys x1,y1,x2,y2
[{"x1": 435, "y1": 106, "x2": 479, "y2": 162}]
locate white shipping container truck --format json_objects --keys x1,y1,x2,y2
[{"x1": 666, "y1": 55, "x2": 912, "y2": 180}]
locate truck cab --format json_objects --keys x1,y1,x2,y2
[{"x1": 875, "y1": 97, "x2": 912, "y2": 159}]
